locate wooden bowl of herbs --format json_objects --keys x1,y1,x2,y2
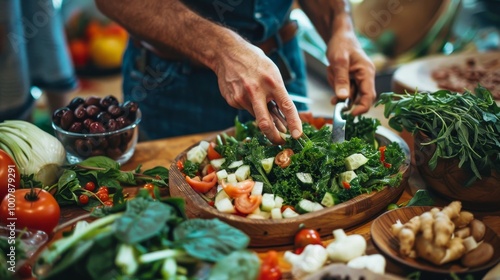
[
  {"x1": 376, "y1": 85, "x2": 500, "y2": 211},
  {"x1": 169, "y1": 115, "x2": 411, "y2": 248}
]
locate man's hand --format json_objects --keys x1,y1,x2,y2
[
  {"x1": 325, "y1": 21, "x2": 376, "y2": 115},
  {"x1": 213, "y1": 42, "x2": 303, "y2": 144}
]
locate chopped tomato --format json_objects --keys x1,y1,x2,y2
[
  {"x1": 176, "y1": 160, "x2": 184, "y2": 172},
  {"x1": 207, "y1": 142, "x2": 223, "y2": 160},
  {"x1": 234, "y1": 194, "x2": 262, "y2": 214},
  {"x1": 342, "y1": 181, "x2": 351, "y2": 190},
  {"x1": 202, "y1": 164, "x2": 216, "y2": 176},
  {"x1": 274, "y1": 149, "x2": 294, "y2": 168},
  {"x1": 379, "y1": 146, "x2": 387, "y2": 162},
  {"x1": 221, "y1": 179, "x2": 254, "y2": 198},
  {"x1": 258, "y1": 250, "x2": 282, "y2": 280},
  {"x1": 186, "y1": 172, "x2": 218, "y2": 193}
]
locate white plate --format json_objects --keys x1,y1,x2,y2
[{"x1": 392, "y1": 51, "x2": 500, "y2": 93}]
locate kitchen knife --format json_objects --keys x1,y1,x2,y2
[{"x1": 331, "y1": 99, "x2": 350, "y2": 143}]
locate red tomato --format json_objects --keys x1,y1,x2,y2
[
  {"x1": 294, "y1": 228, "x2": 323, "y2": 251},
  {"x1": 207, "y1": 142, "x2": 223, "y2": 160},
  {"x1": 280, "y1": 205, "x2": 295, "y2": 213},
  {"x1": 234, "y1": 194, "x2": 262, "y2": 214},
  {"x1": 259, "y1": 250, "x2": 282, "y2": 280},
  {"x1": 221, "y1": 179, "x2": 254, "y2": 198},
  {"x1": 84, "y1": 181, "x2": 96, "y2": 192},
  {"x1": 0, "y1": 149, "x2": 20, "y2": 201},
  {"x1": 79, "y1": 194, "x2": 89, "y2": 205},
  {"x1": 176, "y1": 160, "x2": 184, "y2": 172},
  {"x1": 185, "y1": 172, "x2": 218, "y2": 193},
  {"x1": 274, "y1": 149, "x2": 294, "y2": 168},
  {"x1": 0, "y1": 188, "x2": 60, "y2": 234}
]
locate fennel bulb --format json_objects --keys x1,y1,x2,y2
[{"x1": 0, "y1": 120, "x2": 66, "y2": 185}]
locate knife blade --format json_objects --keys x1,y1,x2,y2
[
  {"x1": 288, "y1": 93, "x2": 313, "y2": 104},
  {"x1": 331, "y1": 100, "x2": 349, "y2": 143}
]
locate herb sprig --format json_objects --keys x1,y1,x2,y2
[{"x1": 376, "y1": 85, "x2": 500, "y2": 181}]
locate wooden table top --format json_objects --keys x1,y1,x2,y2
[{"x1": 55, "y1": 131, "x2": 500, "y2": 279}]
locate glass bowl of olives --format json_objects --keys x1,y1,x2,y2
[{"x1": 52, "y1": 95, "x2": 141, "y2": 165}]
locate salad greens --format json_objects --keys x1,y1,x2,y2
[
  {"x1": 193, "y1": 116, "x2": 407, "y2": 207},
  {"x1": 376, "y1": 85, "x2": 500, "y2": 183},
  {"x1": 35, "y1": 190, "x2": 259, "y2": 280}
]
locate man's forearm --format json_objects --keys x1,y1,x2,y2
[
  {"x1": 297, "y1": 0, "x2": 353, "y2": 43},
  {"x1": 94, "y1": 0, "x2": 246, "y2": 70}
]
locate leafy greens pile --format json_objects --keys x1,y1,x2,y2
[
  {"x1": 196, "y1": 116, "x2": 407, "y2": 207},
  {"x1": 35, "y1": 191, "x2": 260, "y2": 280},
  {"x1": 376, "y1": 85, "x2": 500, "y2": 182}
]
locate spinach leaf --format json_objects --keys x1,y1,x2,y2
[
  {"x1": 405, "y1": 189, "x2": 435, "y2": 207},
  {"x1": 208, "y1": 250, "x2": 261, "y2": 280},
  {"x1": 173, "y1": 218, "x2": 250, "y2": 262},
  {"x1": 114, "y1": 197, "x2": 177, "y2": 244}
]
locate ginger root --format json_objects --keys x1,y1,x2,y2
[{"x1": 392, "y1": 201, "x2": 479, "y2": 266}]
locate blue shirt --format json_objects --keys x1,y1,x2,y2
[{"x1": 122, "y1": 0, "x2": 307, "y2": 140}]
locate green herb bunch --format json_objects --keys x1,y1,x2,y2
[{"x1": 376, "y1": 85, "x2": 500, "y2": 181}]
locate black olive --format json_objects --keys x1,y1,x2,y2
[
  {"x1": 84, "y1": 96, "x2": 101, "y2": 107},
  {"x1": 52, "y1": 107, "x2": 69, "y2": 126},
  {"x1": 68, "y1": 97, "x2": 85, "y2": 109},
  {"x1": 100, "y1": 95, "x2": 119, "y2": 108},
  {"x1": 106, "y1": 147, "x2": 122, "y2": 159},
  {"x1": 122, "y1": 101, "x2": 138, "y2": 119},
  {"x1": 83, "y1": 118, "x2": 93, "y2": 129},
  {"x1": 68, "y1": 122, "x2": 83, "y2": 133},
  {"x1": 106, "y1": 119, "x2": 118, "y2": 131},
  {"x1": 86, "y1": 105, "x2": 101, "y2": 118},
  {"x1": 75, "y1": 138, "x2": 92, "y2": 157},
  {"x1": 107, "y1": 105, "x2": 123, "y2": 117},
  {"x1": 89, "y1": 122, "x2": 106, "y2": 133},
  {"x1": 97, "y1": 111, "x2": 112, "y2": 124},
  {"x1": 74, "y1": 104, "x2": 87, "y2": 119},
  {"x1": 60, "y1": 110, "x2": 75, "y2": 130}
]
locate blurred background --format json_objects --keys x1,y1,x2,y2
[{"x1": 30, "y1": 0, "x2": 500, "y2": 132}]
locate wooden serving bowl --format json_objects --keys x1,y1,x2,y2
[
  {"x1": 413, "y1": 132, "x2": 500, "y2": 211},
  {"x1": 169, "y1": 126, "x2": 411, "y2": 248}
]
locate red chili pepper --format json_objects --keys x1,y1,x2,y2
[{"x1": 379, "y1": 146, "x2": 386, "y2": 162}]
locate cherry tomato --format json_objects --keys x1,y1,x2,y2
[
  {"x1": 84, "y1": 181, "x2": 96, "y2": 192},
  {"x1": 185, "y1": 172, "x2": 218, "y2": 193},
  {"x1": 0, "y1": 188, "x2": 60, "y2": 234},
  {"x1": 207, "y1": 142, "x2": 223, "y2": 160},
  {"x1": 97, "y1": 186, "x2": 109, "y2": 194},
  {"x1": 103, "y1": 200, "x2": 114, "y2": 207},
  {"x1": 176, "y1": 160, "x2": 184, "y2": 172},
  {"x1": 97, "y1": 192, "x2": 109, "y2": 202},
  {"x1": 259, "y1": 250, "x2": 282, "y2": 280},
  {"x1": 294, "y1": 228, "x2": 323, "y2": 251},
  {"x1": 221, "y1": 179, "x2": 254, "y2": 198},
  {"x1": 143, "y1": 183, "x2": 155, "y2": 198},
  {"x1": 0, "y1": 149, "x2": 20, "y2": 201},
  {"x1": 234, "y1": 194, "x2": 262, "y2": 214},
  {"x1": 79, "y1": 194, "x2": 89, "y2": 205}
]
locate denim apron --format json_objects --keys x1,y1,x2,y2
[{"x1": 122, "y1": 0, "x2": 307, "y2": 140}]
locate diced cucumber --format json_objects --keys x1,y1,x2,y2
[
  {"x1": 251, "y1": 181, "x2": 264, "y2": 196},
  {"x1": 271, "y1": 208, "x2": 283, "y2": 219},
  {"x1": 274, "y1": 195, "x2": 284, "y2": 209},
  {"x1": 226, "y1": 173, "x2": 238, "y2": 184},
  {"x1": 210, "y1": 158, "x2": 226, "y2": 170},
  {"x1": 313, "y1": 202, "x2": 324, "y2": 211},
  {"x1": 186, "y1": 145, "x2": 207, "y2": 164},
  {"x1": 321, "y1": 192, "x2": 340, "y2": 207},
  {"x1": 228, "y1": 160, "x2": 244, "y2": 169},
  {"x1": 282, "y1": 207, "x2": 299, "y2": 218},
  {"x1": 198, "y1": 141, "x2": 210, "y2": 151},
  {"x1": 338, "y1": 170, "x2": 357, "y2": 185},
  {"x1": 235, "y1": 165, "x2": 251, "y2": 181},
  {"x1": 296, "y1": 172, "x2": 313, "y2": 186},
  {"x1": 295, "y1": 199, "x2": 317, "y2": 214},
  {"x1": 261, "y1": 193, "x2": 276, "y2": 212},
  {"x1": 215, "y1": 197, "x2": 235, "y2": 213},
  {"x1": 345, "y1": 153, "x2": 369, "y2": 171},
  {"x1": 261, "y1": 157, "x2": 275, "y2": 174},
  {"x1": 216, "y1": 169, "x2": 228, "y2": 181},
  {"x1": 215, "y1": 189, "x2": 230, "y2": 205}
]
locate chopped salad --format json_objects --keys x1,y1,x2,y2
[{"x1": 178, "y1": 115, "x2": 407, "y2": 219}]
